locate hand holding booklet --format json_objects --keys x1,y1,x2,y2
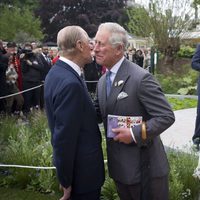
[{"x1": 107, "y1": 114, "x2": 142, "y2": 138}]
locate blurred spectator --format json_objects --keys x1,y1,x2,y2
[
  {"x1": 0, "y1": 40, "x2": 8, "y2": 113},
  {"x1": 143, "y1": 48, "x2": 151, "y2": 70},
  {"x1": 132, "y1": 48, "x2": 137, "y2": 63},
  {"x1": 37, "y1": 44, "x2": 52, "y2": 81},
  {"x1": 31, "y1": 42, "x2": 37, "y2": 51},
  {"x1": 135, "y1": 49, "x2": 144, "y2": 67},
  {"x1": 6, "y1": 42, "x2": 23, "y2": 91},
  {"x1": 36, "y1": 44, "x2": 52, "y2": 109},
  {"x1": 5, "y1": 42, "x2": 24, "y2": 114},
  {"x1": 52, "y1": 54, "x2": 60, "y2": 64},
  {"x1": 83, "y1": 40, "x2": 104, "y2": 97},
  {"x1": 21, "y1": 43, "x2": 43, "y2": 114},
  {"x1": 126, "y1": 47, "x2": 137, "y2": 63}
]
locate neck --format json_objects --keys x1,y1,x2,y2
[{"x1": 62, "y1": 54, "x2": 83, "y2": 69}]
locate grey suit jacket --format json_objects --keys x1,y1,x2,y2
[{"x1": 97, "y1": 58, "x2": 175, "y2": 185}]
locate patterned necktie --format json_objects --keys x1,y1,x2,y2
[{"x1": 106, "y1": 70, "x2": 112, "y2": 97}]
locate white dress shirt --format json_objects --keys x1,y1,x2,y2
[{"x1": 59, "y1": 56, "x2": 82, "y2": 76}]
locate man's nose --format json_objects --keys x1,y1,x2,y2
[{"x1": 94, "y1": 44, "x2": 98, "y2": 52}]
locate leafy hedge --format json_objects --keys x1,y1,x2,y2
[{"x1": 156, "y1": 69, "x2": 198, "y2": 95}]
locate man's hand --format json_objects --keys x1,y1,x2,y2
[
  {"x1": 26, "y1": 60, "x2": 32, "y2": 65},
  {"x1": 59, "y1": 185, "x2": 72, "y2": 200},
  {"x1": 112, "y1": 127, "x2": 133, "y2": 144}
]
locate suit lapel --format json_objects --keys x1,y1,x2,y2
[
  {"x1": 106, "y1": 59, "x2": 130, "y2": 114},
  {"x1": 98, "y1": 74, "x2": 107, "y2": 117}
]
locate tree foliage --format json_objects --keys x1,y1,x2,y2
[
  {"x1": 126, "y1": 6, "x2": 152, "y2": 37},
  {"x1": 36, "y1": 0, "x2": 128, "y2": 41},
  {"x1": 126, "y1": 0, "x2": 193, "y2": 54},
  {"x1": 0, "y1": 6, "x2": 44, "y2": 42},
  {"x1": 193, "y1": 0, "x2": 200, "y2": 5},
  {"x1": 0, "y1": 0, "x2": 39, "y2": 10}
]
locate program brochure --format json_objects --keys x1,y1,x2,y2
[{"x1": 107, "y1": 114, "x2": 142, "y2": 138}]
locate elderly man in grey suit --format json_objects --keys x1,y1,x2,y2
[{"x1": 94, "y1": 22, "x2": 175, "y2": 200}]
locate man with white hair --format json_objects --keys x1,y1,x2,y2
[
  {"x1": 94, "y1": 22, "x2": 175, "y2": 200},
  {"x1": 44, "y1": 26, "x2": 105, "y2": 200}
]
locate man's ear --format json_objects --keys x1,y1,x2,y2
[
  {"x1": 116, "y1": 44, "x2": 124, "y2": 55},
  {"x1": 76, "y1": 40, "x2": 84, "y2": 52}
]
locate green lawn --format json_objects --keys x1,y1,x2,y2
[{"x1": 0, "y1": 187, "x2": 61, "y2": 200}]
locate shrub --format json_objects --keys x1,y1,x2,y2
[
  {"x1": 168, "y1": 149, "x2": 200, "y2": 200},
  {"x1": 156, "y1": 69, "x2": 198, "y2": 95},
  {"x1": 177, "y1": 46, "x2": 195, "y2": 58},
  {"x1": 156, "y1": 73, "x2": 183, "y2": 94},
  {"x1": 0, "y1": 111, "x2": 58, "y2": 193},
  {"x1": 167, "y1": 97, "x2": 197, "y2": 110},
  {"x1": 0, "y1": 115, "x2": 20, "y2": 144}
]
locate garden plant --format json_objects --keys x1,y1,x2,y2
[{"x1": 0, "y1": 97, "x2": 199, "y2": 200}]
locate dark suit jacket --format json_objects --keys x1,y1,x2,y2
[
  {"x1": 191, "y1": 44, "x2": 200, "y2": 140},
  {"x1": 97, "y1": 58, "x2": 175, "y2": 185},
  {"x1": 84, "y1": 59, "x2": 102, "y2": 93},
  {"x1": 44, "y1": 60, "x2": 105, "y2": 194},
  {"x1": 192, "y1": 44, "x2": 200, "y2": 72},
  {"x1": 37, "y1": 53, "x2": 52, "y2": 81}
]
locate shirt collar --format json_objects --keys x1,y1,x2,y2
[
  {"x1": 59, "y1": 56, "x2": 82, "y2": 76},
  {"x1": 42, "y1": 52, "x2": 46, "y2": 56},
  {"x1": 110, "y1": 56, "x2": 125, "y2": 75}
]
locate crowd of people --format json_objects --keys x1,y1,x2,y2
[
  {"x1": 125, "y1": 47, "x2": 151, "y2": 70},
  {"x1": 0, "y1": 40, "x2": 106, "y2": 116},
  {"x1": 0, "y1": 41, "x2": 53, "y2": 115}
]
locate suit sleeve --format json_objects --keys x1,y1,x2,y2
[
  {"x1": 52, "y1": 82, "x2": 84, "y2": 188},
  {"x1": 192, "y1": 44, "x2": 200, "y2": 71},
  {"x1": 94, "y1": 86, "x2": 103, "y2": 123},
  {"x1": 133, "y1": 73, "x2": 175, "y2": 146}
]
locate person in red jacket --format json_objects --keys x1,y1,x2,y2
[{"x1": 6, "y1": 42, "x2": 23, "y2": 91}]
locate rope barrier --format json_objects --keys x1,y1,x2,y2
[
  {"x1": 0, "y1": 160, "x2": 107, "y2": 170},
  {"x1": 0, "y1": 164, "x2": 55, "y2": 170},
  {"x1": 0, "y1": 80, "x2": 99, "y2": 100},
  {"x1": 0, "y1": 84, "x2": 43, "y2": 100}
]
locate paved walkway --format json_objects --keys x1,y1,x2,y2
[{"x1": 161, "y1": 108, "x2": 197, "y2": 152}]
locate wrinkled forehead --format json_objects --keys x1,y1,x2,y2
[{"x1": 95, "y1": 29, "x2": 111, "y2": 43}]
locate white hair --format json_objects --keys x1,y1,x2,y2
[
  {"x1": 57, "y1": 26, "x2": 88, "y2": 54},
  {"x1": 98, "y1": 22, "x2": 129, "y2": 50}
]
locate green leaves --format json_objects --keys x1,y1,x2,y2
[
  {"x1": 0, "y1": 111, "x2": 56, "y2": 193},
  {"x1": 126, "y1": 0, "x2": 193, "y2": 53},
  {"x1": 177, "y1": 46, "x2": 196, "y2": 58},
  {"x1": 126, "y1": 7, "x2": 152, "y2": 38},
  {"x1": 0, "y1": 6, "x2": 43, "y2": 42}
]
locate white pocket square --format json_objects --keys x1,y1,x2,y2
[{"x1": 117, "y1": 92, "x2": 128, "y2": 100}]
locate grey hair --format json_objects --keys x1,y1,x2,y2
[
  {"x1": 98, "y1": 22, "x2": 129, "y2": 51},
  {"x1": 57, "y1": 26, "x2": 88, "y2": 54}
]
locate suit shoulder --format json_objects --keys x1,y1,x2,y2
[
  {"x1": 125, "y1": 59, "x2": 149, "y2": 78},
  {"x1": 46, "y1": 65, "x2": 80, "y2": 87}
]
